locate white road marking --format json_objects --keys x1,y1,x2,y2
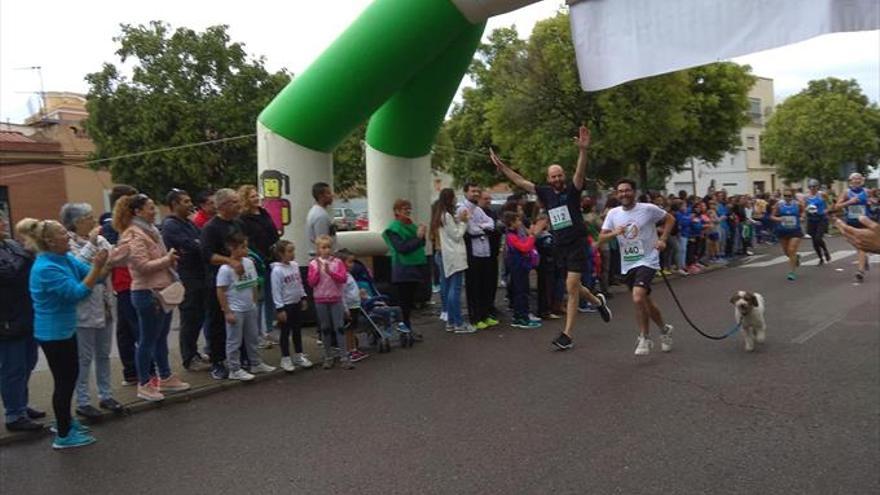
[
  {"x1": 791, "y1": 313, "x2": 847, "y2": 344},
  {"x1": 742, "y1": 249, "x2": 856, "y2": 268}
]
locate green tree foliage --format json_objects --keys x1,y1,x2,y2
[
  {"x1": 762, "y1": 77, "x2": 880, "y2": 184},
  {"x1": 84, "y1": 22, "x2": 290, "y2": 198},
  {"x1": 332, "y1": 123, "x2": 366, "y2": 198},
  {"x1": 443, "y1": 12, "x2": 754, "y2": 191}
]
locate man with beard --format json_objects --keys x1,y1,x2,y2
[
  {"x1": 599, "y1": 178, "x2": 676, "y2": 356},
  {"x1": 491, "y1": 125, "x2": 612, "y2": 350}
]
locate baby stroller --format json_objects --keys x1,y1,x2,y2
[{"x1": 350, "y1": 259, "x2": 414, "y2": 350}]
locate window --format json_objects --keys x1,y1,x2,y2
[
  {"x1": 748, "y1": 98, "x2": 762, "y2": 125},
  {"x1": 753, "y1": 181, "x2": 765, "y2": 194},
  {"x1": 746, "y1": 135, "x2": 756, "y2": 150}
]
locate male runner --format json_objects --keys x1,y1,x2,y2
[
  {"x1": 491, "y1": 125, "x2": 612, "y2": 350},
  {"x1": 599, "y1": 179, "x2": 675, "y2": 355}
]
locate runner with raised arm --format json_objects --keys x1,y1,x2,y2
[{"x1": 490, "y1": 126, "x2": 612, "y2": 350}]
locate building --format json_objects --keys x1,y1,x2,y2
[
  {"x1": 1, "y1": 92, "x2": 113, "y2": 234},
  {"x1": 666, "y1": 77, "x2": 779, "y2": 197}
]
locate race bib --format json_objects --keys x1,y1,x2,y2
[
  {"x1": 548, "y1": 206, "x2": 573, "y2": 230},
  {"x1": 622, "y1": 238, "x2": 646, "y2": 263},
  {"x1": 780, "y1": 215, "x2": 797, "y2": 228},
  {"x1": 847, "y1": 204, "x2": 866, "y2": 219}
]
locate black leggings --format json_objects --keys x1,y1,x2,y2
[
  {"x1": 807, "y1": 219, "x2": 830, "y2": 260},
  {"x1": 395, "y1": 281, "x2": 419, "y2": 327},
  {"x1": 278, "y1": 303, "x2": 303, "y2": 356},
  {"x1": 39, "y1": 336, "x2": 79, "y2": 437}
]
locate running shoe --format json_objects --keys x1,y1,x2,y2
[
  {"x1": 210, "y1": 364, "x2": 228, "y2": 380},
  {"x1": 439, "y1": 311, "x2": 448, "y2": 322},
  {"x1": 280, "y1": 357, "x2": 296, "y2": 372},
  {"x1": 595, "y1": 293, "x2": 613, "y2": 323},
  {"x1": 511, "y1": 319, "x2": 531, "y2": 328},
  {"x1": 855, "y1": 271, "x2": 865, "y2": 283},
  {"x1": 485, "y1": 317, "x2": 500, "y2": 327},
  {"x1": 349, "y1": 350, "x2": 369, "y2": 363},
  {"x1": 228, "y1": 369, "x2": 255, "y2": 381},
  {"x1": 454, "y1": 324, "x2": 477, "y2": 334},
  {"x1": 634, "y1": 336, "x2": 653, "y2": 356},
  {"x1": 159, "y1": 374, "x2": 191, "y2": 392},
  {"x1": 49, "y1": 418, "x2": 90, "y2": 434},
  {"x1": 786, "y1": 272, "x2": 796, "y2": 281},
  {"x1": 660, "y1": 324, "x2": 674, "y2": 352},
  {"x1": 52, "y1": 429, "x2": 96, "y2": 450},
  {"x1": 528, "y1": 313, "x2": 542, "y2": 322},
  {"x1": 552, "y1": 333, "x2": 573, "y2": 350},
  {"x1": 475, "y1": 321, "x2": 489, "y2": 330},
  {"x1": 292, "y1": 354, "x2": 314, "y2": 369},
  {"x1": 251, "y1": 362, "x2": 276, "y2": 374},
  {"x1": 137, "y1": 383, "x2": 164, "y2": 402},
  {"x1": 578, "y1": 303, "x2": 596, "y2": 313}
]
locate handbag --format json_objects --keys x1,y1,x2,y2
[{"x1": 155, "y1": 269, "x2": 185, "y2": 313}]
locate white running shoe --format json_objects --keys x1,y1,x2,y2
[
  {"x1": 251, "y1": 362, "x2": 276, "y2": 374},
  {"x1": 635, "y1": 336, "x2": 653, "y2": 356},
  {"x1": 280, "y1": 357, "x2": 295, "y2": 372},
  {"x1": 454, "y1": 324, "x2": 477, "y2": 334},
  {"x1": 660, "y1": 324, "x2": 674, "y2": 352},
  {"x1": 528, "y1": 313, "x2": 542, "y2": 322},
  {"x1": 292, "y1": 354, "x2": 314, "y2": 369},
  {"x1": 440, "y1": 311, "x2": 448, "y2": 322},
  {"x1": 229, "y1": 369, "x2": 255, "y2": 381}
]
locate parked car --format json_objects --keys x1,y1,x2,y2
[
  {"x1": 355, "y1": 212, "x2": 369, "y2": 231},
  {"x1": 333, "y1": 207, "x2": 358, "y2": 231}
]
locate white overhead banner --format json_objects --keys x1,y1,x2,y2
[{"x1": 569, "y1": 0, "x2": 880, "y2": 91}]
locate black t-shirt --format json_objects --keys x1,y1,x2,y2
[
  {"x1": 240, "y1": 208, "x2": 280, "y2": 262},
  {"x1": 200, "y1": 216, "x2": 244, "y2": 283},
  {"x1": 535, "y1": 182, "x2": 586, "y2": 245}
]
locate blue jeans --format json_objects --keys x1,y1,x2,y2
[
  {"x1": 0, "y1": 336, "x2": 38, "y2": 423},
  {"x1": 434, "y1": 253, "x2": 448, "y2": 313},
  {"x1": 131, "y1": 290, "x2": 172, "y2": 385},
  {"x1": 677, "y1": 235, "x2": 688, "y2": 268},
  {"x1": 75, "y1": 325, "x2": 113, "y2": 407},
  {"x1": 443, "y1": 270, "x2": 464, "y2": 327}
]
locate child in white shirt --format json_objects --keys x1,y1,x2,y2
[{"x1": 270, "y1": 240, "x2": 313, "y2": 372}]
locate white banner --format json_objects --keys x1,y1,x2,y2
[{"x1": 569, "y1": 0, "x2": 880, "y2": 91}]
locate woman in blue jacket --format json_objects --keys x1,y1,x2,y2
[{"x1": 16, "y1": 218, "x2": 108, "y2": 450}]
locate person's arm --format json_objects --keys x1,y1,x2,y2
[
  {"x1": 657, "y1": 212, "x2": 675, "y2": 251},
  {"x1": 307, "y1": 260, "x2": 321, "y2": 288},
  {"x1": 598, "y1": 211, "x2": 623, "y2": 245},
  {"x1": 385, "y1": 231, "x2": 425, "y2": 254},
  {"x1": 506, "y1": 233, "x2": 536, "y2": 254},
  {"x1": 328, "y1": 259, "x2": 349, "y2": 284},
  {"x1": 43, "y1": 252, "x2": 107, "y2": 304},
  {"x1": 489, "y1": 148, "x2": 536, "y2": 194},
  {"x1": 769, "y1": 204, "x2": 782, "y2": 222},
  {"x1": 271, "y1": 267, "x2": 286, "y2": 310},
  {"x1": 216, "y1": 267, "x2": 236, "y2": 324},
  {"x1": 572, "y1": 125, "x2": 591, "y2": 191},
  {"x1": 836, "y1": 217, "x2": 880, "y2": 254},
  {"x1": 128, "y1": 235, "x2": 175, "y2": 274}
]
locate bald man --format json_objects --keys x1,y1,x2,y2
[{"x1": 491, "y1": 126, "x2": 612, "y2": 350}]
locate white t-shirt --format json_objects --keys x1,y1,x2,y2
[
  {"x1": 343, "y1": 273, "x2": 360, "y2": 310},
  {"x1": 602, "y1": 203, "x2": 668, "y2": 274},
  {"x1": 216, "y1": 257, "x2": 259, "y2": 312}
]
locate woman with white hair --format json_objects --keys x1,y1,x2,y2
[
  {"x1": 60, "y1": 203, "x2": 124, "y2": 417},
  {"x1": 835, "y1": 173, "x2": 871, "y2": 282}
]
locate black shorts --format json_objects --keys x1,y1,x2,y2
[
  {"x1": 554, "y1": 238, "x2": 587, "y2": 273},
  {"x1": 625, "y1": 266, "x2": 657, "y2": 294}
]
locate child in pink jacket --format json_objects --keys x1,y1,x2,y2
[{"x1": 307, "y1": 235, "x2": 351, "y2": 370}]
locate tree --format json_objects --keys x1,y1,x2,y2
[
  {"x1": 444, "y1": 12, "x2": 754, "y2": 192},
  {"x1": 762, "y1": 77, "x2": 880, "y2": 184},
  {"x1": 84, "y1": 22, "x2": 290, "y2": 198},
  {"x1": 332, "y1": 123, "x2": 366, "y2": 198}
]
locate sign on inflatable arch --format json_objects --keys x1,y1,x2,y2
[{"x1": 257, "y1": 0, "x2": 879, "y2": 263}]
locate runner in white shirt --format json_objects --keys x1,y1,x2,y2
[{"x1": 600, "y1": 179, "x2": 676, "y2": 356}]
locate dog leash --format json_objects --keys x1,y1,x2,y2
[{"x1": 659, "y1": 269, "x2": 741, "y2": 340}]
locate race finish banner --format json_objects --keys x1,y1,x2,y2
[{"x1": 569, "y1": 0, "x2": 880, "y2": 91}]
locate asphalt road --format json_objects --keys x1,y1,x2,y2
[{"x1": 1, "y1": 237, "x2": 877, "y2": 495}]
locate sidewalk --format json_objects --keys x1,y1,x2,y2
[{"x1": 1, "y1": 260, "x2": 729, "y2": 447}]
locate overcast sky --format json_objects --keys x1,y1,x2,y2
[{"x1": 1, "y1": 1, "x2": 877, "y2": 124}]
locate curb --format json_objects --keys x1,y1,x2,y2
[{"x1": 0, "y1": 367, "x2": 302, "y2": 448}]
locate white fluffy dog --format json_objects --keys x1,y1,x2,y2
[{"x1": 729, "y1": 291, "x2": 766, "y2": 352}]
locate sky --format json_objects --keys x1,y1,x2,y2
[{"x1": 1, "y1": 0, "x2": 878, "y2": 124}]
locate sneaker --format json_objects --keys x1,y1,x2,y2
[
  {"x1": 528, "y1": 313, "x2": 542, "y2": 322},
  {"x1": 454, "y1": 324, "x2": 477, "y2": 334},
  {"x1": 280, "y1": 357, "x2": 296, "y2": 372},
  {"x1": 474, "y1": 320, "x2": 489, "y2": 330},
  {"x1": 250, "y1": 362, "x2": 276, "y2": 374},
  {"x1": 677, "y1": 269, "x2": 690, "y2": 276},
  {"x1": 578, "y1": 303, "x2": 597, "y2": 313},
  {"x1": 349, "y1": 350, "x2": 369, "y2": 363},
  {"x1": 439, "y1": 311, "x2": 448, "y2": 322},
  {"x1": 322, "y1": 357, "x2": 335, "y2": 370},
  {"x1": 120, "y1": 379, "x2": 137, "y2": 387},
  {"x1": 511, "y1": 318, "x2": 530, "y2": 328},
  {"x1": 210, "y1": 364, "x2": 228, "y2": 380},
  {"x1": 523, "y1": 320, "x2": 541, "y2": 329},
  {"x1": 5, "y1": 417, "x2": 43, "y2": 432},
  {"x1": 786, "y1": 272, "x2": 796, "y2": 281},
  {"x1": 826, "y1": 253, "x2": 832, "y2": 263},
  {"x1": 445, "y1": 324, "x2": 456, "y2": 333},
  {"x1": 432, "y1": 284, "x2": 441, "y2": 294},
  {"x1": 485, "y1": 317, "x2": 500, "y2": 327},
  {"x1": 544, "y1": 313, "x2": 562, "y2": 320},
  {"x1": 159, "y1": 374, "x2": 191, "y2": 392},
  {"x1": 98, "y1": 398, "x2": 124, "y2": 413},
  {"x1": 149, "y1": 376, "x2": 160, "y2": 389},
  {"x1": 552, "y1": 333, "x2": 573, "y2": 350},
  {"x1": 75, "y1": 405, "x2": 103, "y2": 420},
  {"x1": 137, "y1": 383, "x2": 164, "y2": 402},
  {"x1": 855, "y1": 271, "x2": 865, "y2": 283},
  {"x1": 228, "y1": 369, "x2": 255, "y2": 381},
  {"x1": 634, "y1": 336, "x2": 653, "y2": 356},
  {"x1": 339, "y1": 359, "x2": 355, "y2": 370},
  {"x1": 818, "y1": 257, "x2": 825, "y2": 266},
  {"x1": 52, "y1": 429, "x2": 96, "y2": 450},
  {"x1": 660, "y1": 324, "x2": 674, "y2": 352},
  {"x1": 595, "y1": 293, "x2": 612, "y2": 323},
  {"x1": 50, "y1": 418, "x2": 90, "y2": 434},
  {"x1": 292, "y1": 354, "x2": 314, "y2": 369},
  {"x1": 185, "y1": 356, "x2": 212, "y2": 372}
]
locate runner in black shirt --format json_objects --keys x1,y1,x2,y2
[{"x1": 491, "y1": 125, "x2": 612, "y2": 350}]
